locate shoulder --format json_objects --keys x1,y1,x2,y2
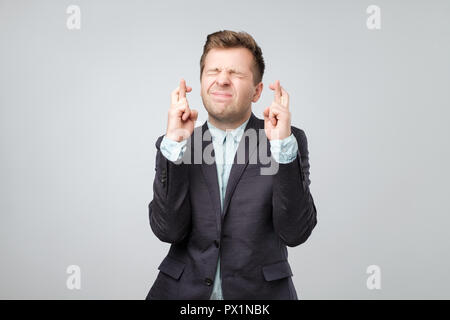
[
  {"x1": 291, "y1": 125, "x2": 309, "y2": 157},
  {"x1": 291, "y1": 125, "x2": 307, "y2": 144}
]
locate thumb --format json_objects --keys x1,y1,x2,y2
[{"x1": 190, "y1": 109, "x2": 198, "y2": 122}]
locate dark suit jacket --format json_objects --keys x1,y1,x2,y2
[{"x1": 146, "y1": 112, "x2": 317, "y2": 300}]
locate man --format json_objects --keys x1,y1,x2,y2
[{"x1": 146, "y1": 30, "x2": 317, "y2": 300}]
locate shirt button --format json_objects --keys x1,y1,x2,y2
[
  {"x1": 204, "y1": 278, "x2": 213, "y2": 286},
  {"x1": 214, "y1": 240, "x2": 220, "y2": 248}
]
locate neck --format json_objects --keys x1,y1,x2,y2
[{"x1": 208, "y1": 110, "x2": 251, "y2": 131}]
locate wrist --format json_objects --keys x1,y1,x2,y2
[
  {"x1": 166, "y1": 130, "x2": 186, "y2": 142},
  {"x1": 269, "y1": 128, "x2": 291, "y2": 141}
]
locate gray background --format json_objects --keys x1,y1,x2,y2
[{"x1": 1, "y1": 0, "x2": 449, "y2": 299}]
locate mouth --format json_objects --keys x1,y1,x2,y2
[{"x1": 211, "y1": 92, "x2": 233, "y2": 100}]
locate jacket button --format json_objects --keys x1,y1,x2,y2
[
  {"x1": 204, "y1": 278, "x2": 213, "y2": 286},
  {"x1": 214, "y1": 240, "x2": 219, "y2": 248}
]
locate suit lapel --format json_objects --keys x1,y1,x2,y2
[
  {"x1": 199, "y1": 123, "x2": 222, "y2": 237},
  {"x1": 222, "y1": 112, "x2": 260, "y2": 220},
  {"x1": 199, "y1": 112, "x2": 262, "y2": 232}
]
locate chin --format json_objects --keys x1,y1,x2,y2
[
  {"x1": 209, "y1": 104, "x2": 229, "y2": 117},
  {"x1": 210, "y1": 111, "x2": 228, "y2": 122}
]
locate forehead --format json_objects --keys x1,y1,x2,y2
[{"x1": 204, "y1": 47, "x2": 254, "y2": 72}]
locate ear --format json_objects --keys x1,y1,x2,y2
[{"x1": 252, "y1": 82, "x2": 263, "y2": 103}]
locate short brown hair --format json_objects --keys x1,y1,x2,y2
[{"x1": 200, "y1": 30, "x2": 265, "y2": 85}]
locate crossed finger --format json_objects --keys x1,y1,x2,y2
[
  {"x1": 269, "y1": 80, "x2": 289, "y2": 109},
  {"x1": 171, "y1": 78, "x2": 192, "y2": 105}
]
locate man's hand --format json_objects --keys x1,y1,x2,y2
[
  {"x1": 263, "y1": 80, "x2": 291, "y2": 141},
  {"x1": 166, "y1": 78, "x2": 199, "y2": 142}
]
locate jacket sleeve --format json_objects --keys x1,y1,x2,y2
[
  {"x1": 272, "y1": 128, "x2": 318, "y2": 247},
  {"x1": 148, "y1": 135, "x2": 191, "y2": 244}
]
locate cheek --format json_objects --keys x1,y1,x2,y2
[
  {"x1": 201, "y1": 79, "x2": 214, "y2": 93},
  {"x1": 236, "y1": 83, "x2": 254, "y2": 100}
]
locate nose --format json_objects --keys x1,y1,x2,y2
[{"x1": 216, "y1": 70, "x2": 231, "y2": 86}]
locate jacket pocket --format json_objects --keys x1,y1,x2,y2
[
  {"x1": 262, "y1": 260, "x2": 293, "y2": 281},
  {"x1": 158, "y1": 255, "x2": 186, "y2": 280}
]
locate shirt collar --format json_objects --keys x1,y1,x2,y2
[{"x1": 207, "y1": 116, "x2": 250, "y2": 145}]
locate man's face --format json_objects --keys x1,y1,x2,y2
[{"x1": 201, "y1": 48, "x2": 263, "y2": 124}]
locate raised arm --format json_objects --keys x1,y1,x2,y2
[{"x1": 149, "y1": 79, "x2": 198, "y2": 244}]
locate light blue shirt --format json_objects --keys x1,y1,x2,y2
[{"x1": 159, "y1": 116, "x2": 299, "y2": 299}]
